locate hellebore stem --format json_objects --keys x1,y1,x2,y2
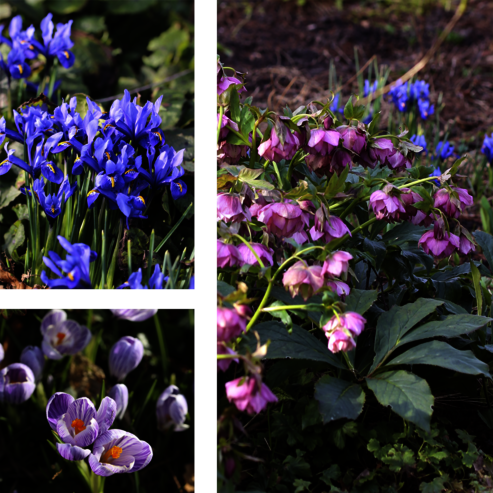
[
  {"x1": 233, "y1": 234, "x2": 265, "y2": 269},
  {"x1": 217, "y1": 105, "x2": 224, "y2": 144}
]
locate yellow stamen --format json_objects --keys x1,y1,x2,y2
[
  {"x1": 47, "y1": 163, "x2": 55, "y2": 174},
  {"x1": 124, "y1": 168, "x2": 136, "y2": 175},
  {"x1": 58, "y1": 141, "x2": 70, "y2": 146},
  {"x1": 51, "y1": 206, "x2": 55, "y2": 213},
  {"x1": 68, "y1": 272, "x2": 74, "y2": 281},
  {"x1": 64, "y1": 51, "x2": 69, "y2": 59},
  {"x1": 105, "y1": 152, "x2": 110, "y2": 160},
  {"x1": 104, "y1": 124, "x2": 114, "y2": 131},
  {"x1": 87, "y1": 190, "x2": 98, "y2": 197},
  {"x1": 0, "y1": 159, "x2": 8, "y2": 166},
  {"x1": 71, "y1": 419, "x2": 86, "y2": 435},
  {"x1": 153, "y1": 131, "x2": 162, "y2": 142},
  {"x1": 17, "y1": 64, "x2": 23, "y2": 75},
  {"x1": 101, "y1": 446, "x2": 123, "y2": 463},
  {"x1": 138, "y1": 195, "x2": 145, "y2": 205},
  {"x1": 177, "y1": 183, "x2": 183, "y2": 192},
  {"x1": 110, "y1": 176, "x2": 115, "y2": 187}
]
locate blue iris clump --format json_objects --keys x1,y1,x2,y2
[{"x1": 389, "y1": 79, "x2": 434, "y2": 120}]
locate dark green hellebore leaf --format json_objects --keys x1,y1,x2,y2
[
  {"x1": 366, "y1": 370, "x2": 433, "y2": 432},
  {"x1": 473, "y1": 231, "x2": 493, "y2": 273},
  {"x1": 314, "y1": 376, "x2": 365, "y2": 423},
  {"x1": 343, "y1": 96, "x2": 354, "y2": 120},
  {"x1": 345, "y1": 289, "x2": 378, "y2": 315},
  {"x1": 3, "y1": 220, "x2": 25, "y2": 258}
]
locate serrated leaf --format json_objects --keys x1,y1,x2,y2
[{"x1": 366, "y1": 370, "x2": 434, "y2": 431}]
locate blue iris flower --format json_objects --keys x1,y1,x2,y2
[
  {"x1": 417, "y1": 98, "x2": 434, "y2": 120},
  {"x1": 429, "y1": 166, "x2": 441, "y2": 186},
  {"x1": 434, "y1": 141, "x2": 455, "y2": 160},
  {"x1": 389, "y1": 79, "x2": 434, "y2": 119},
  {"x1": 482, "y1": 133, "x2": 493, "y2": 162},
  {"x1": 31, "y1": 176, "x2": 77, "y2": 222},
  {"x1": 410, "y1": 134, "x2": 427, "y2": 154},
  {"x1": 189, "y1": 275, "x2": 194, "y2": 289},
  {"x1": 41, "y1": 236, "x2": 97, "y2": 289},
  {"x1": 330, "y1": 93, "x2": 341, "y2": 114},
  {"x1": 363, "y1": 79, "x2": 378, "y2": 97},
  {"x1": 118, "y1": 265, "x2": 169, "y2": 289},
  {"x1": 389, "y1": 80, "x2": 409, "y2": 112},
  {"x1": 7, "y1": 45, "x2": 31, "y2": 79}
]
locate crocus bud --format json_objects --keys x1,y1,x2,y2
[
  {"x1": 369, "y1": 185, "x2": 406, "y2": 222},
  {"x1": 237, "y1": 242, "x2": 274, "y2": 267},
  {"x1": 20, "y1": 346, "x2": 45, "y2": 381},
  {"x1": 225, "y1": 376, "x2": 278, "y2": 414},
  {"x1": 257, "y1": 201, "x2": 308, "y2": 238},
  {"x1": 110, "y1": 309, "x2": 157, "y2": 321},
  {"x1": 109, "y1": 336, "x2": 144, "y2": 381},
  {"x1": 418, "y1": 221, "x2": 460, "y2": 258},
  {"x1": 0, "y1": 363, "x2": 36, "y2": 404},
  {"x1": 323, "y1": 312, "x2": 366, "y2": 338},
  {"x1": 327, "y1": 330, "x2": 356, "y2": 353},
  {"x1": 217, "y1": 343, "x2": 238, "y2": 372},
  {"x1": 156, "y1": 385, "x2": 189, "y2": 432},
  {"x1": 217, "y1": 307, "x2": 246, "y2": 342},
  {"x1": 282, "y1": 261, "x2": 324, "y2": 300},
  {"x1": 217, "y1": 193, "x2": 252, "y2": 223},
  {"x1": 258, "y1": 124, "x2": 301, "y2": 162},
  {"x1": 0, "y1": 343, "x2": 4, "y2": 363},
  {"x1": 108, "y1": 384, "x2": 129, "y2": 420},
  {"x1": 217, "y1": 240, "x2": 243, "y2": 268},
  {"x1": 322, "y1": 251, "x2": 353, "y2": 278},
  {"x1": 433, "y1": 187, "x2": 473, "y2": 219},
  {"x1": 309, "y1": 215, "x2": 350, "y2": 243}
]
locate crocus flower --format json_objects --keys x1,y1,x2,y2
[
  {"x1": 0, "y1": 343, "x2": 3, "y2": 363},
  {"x1": 434, "y1": 187, "x2": 473, "y2": 219},
  {"x1": 309, "y1": 215, "x2": 350, "y2": 243},
  {"x1": 282, "y1": 261, "x2": 324, "y2": 300},
  {"x1": 258, "y1": 124, "x2": 300, "y2": 162},
  {"x1": 225, "y1": 377, "x2": 278, "y2": 414},
  {"x1": 40, "y1": 309, "x2": 91, "y2": 360},
  {"x1": 429, "y1": 166, "x2": 441, "y2": 186},
  {"x1": 89, "y1": 430, "x2": 152, "y2": 476},
  {"x1": 110, "y1": 309, "x2": 158, "y2": 322},
  {"x1": 418, "y1": 221, "x2": 460, "y2": 258},
  {"x1": 41, "y1": 236, "x2": 97, "y2": 289},
  {"x1": 108, "y1": 384, "x2": 129, "y2": 420},
  {"x1": 369, "y1": 185, "x2": 406, "y2": 222},
  {"x1": 257, "y1": 201, "x2": 308, "y2": 238},
  {"x1": 322, "y1": 251, "x2": 353, "y2": 278},
  {"x1": 217, "y1": 240, "x2": 243, "y2": 268},
  {"x1": 482, "y1": 133, "x2": 493, "y2": 162},
  {"x1": 237, "y1": 242, "x2": 274, "y2": 267},
  {"x1": 217, "y1": 307, "x2": 246, "y2": 342},
  {"x1": 217, "y1": 193, "x2": 252, "y2": 223},
  {"x1": 0, "y1": 363, "x2": 36, "y2": 404},
  {"x1": 217, "y1": 342, "x2": 238, "y2": 372},
  {"x1": 109, "y1": 336, "x2": 144, "y2": 381},
  {"x1": 156, "y1": 385, "x2": 189, "y2": 432},
  {"x1": 20, "y1": 346, "x2": 45, "y2": 381}
]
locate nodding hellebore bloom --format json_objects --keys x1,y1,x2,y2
[
  {"x1": 109, "y1": 384, "x2": 129, "y2": 420},
  {"x1": 20, "y1": 346, "x2": 45, "y2": 381},
  {"x1": 225, "y1": 376, "x2": 278, "y2": 415},
  {"x1": 117, "y1": 265, "x2": 168, "y2": 289},
  {"x1": 46, "y1": 393, "x2": 117, "y2": 461},
  {"x1": 418, "y1": 220, "x2": 460, "y2": 259},
  {"x1": 40, "y1": 309, "x2": 91, "y2": 360},
  {"x1": 41, "y1": 236, "x2": 97, "y2": 289},
  {"x1": 482, "y1": 133, "x2": 493, "y2": 162},
  {"x1": 217, "y1": 59, "x2": 246, "y2": 95},
  {"x1": 309, "y1": 214, "x2": 351, "y2": 243},
  {"x1": 109, "y1": 336, "x2": 144, "y2": 381},
  {"x1": 156, "y1": 385, "x2": 189, "y2": 432},
  {"x1": 434, "y1": 187, "x2": 473, "y2": 219},
  {"x1": 217, "y1": 306, "x2": 247, "y2": 342},
  {"x1": 237, "y1": 242, "x2": 274, "y2": 267},
  {"x1": 217, "y1": 343, "x2": 238, "y2": 372},
  {"x1": 257, "y1": 201, "x2": 309, "y2": 239},
  {"x1": 323, "y1": 312, "x2": 366, "y2": 354},
  {"x1": 258, "y1": 122, "x2": 301, "y2": 162},
  {"x1": 217, "y1": 240, "x2": 243, "y2": 269},
  {"x1": 0, "y1": 363, "x2": 36, "y2": 404},
  {"x1": 217, "y1": 193, "x2": 252, "y2": 223},
  {"x1": 110, "y1": 309, "x2": 158, "y2": 322},
  {"x1": 89, "y1": 430, "x2": 153, "y2": 476},
  {"x1": 369, "y1": 185, "x2": 406, "y2": 222},
  {"x1": 283, "y1": 261, "x2": 325, "y2": 301},
  {"x1": 322, "y1": 251, "x2": 353, "y2": 278}
]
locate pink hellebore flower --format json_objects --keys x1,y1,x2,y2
[
  {"x1": 399, "y1": 188, "x2": 424, "y2": 222},
  {"x1": 310, "y1": 215, "x2": 351, "y2": 243},
  {"x1": 357, "y1": 138, "x2": 395, "y2": 169},
  {"x1": 326, "y1": 280, "x2": 351, "y2": 299},
  {"x1": 217, "y1": 240, "x2": 243, "y2": 268},
  {"x1": 327, "y1": 330, "x2": 356, "y2": 353},
  {"x1": 418, "y1": 222, "x2": 460, "y2": 258},
  {"x1": 257, "y1": 201, "x2": 308, "y2": 238},
  {"x1": 217, "y1": 114, "x2": 249, "y2": 166},
  {"x1": 225, "y1": 377, "x2": 278, "y2": 414},
  {"x1": 307, "y1": 128, "x2": 340, "y2": 156},
  {"x1": 217, "y1": 193, "x2": 252, "y2": 223},
  {"x1": 369, "y1": 186, "x2": 406, "y2": 222},
  {"x1": 433, "y1": 187, "x2": 473, "y2": 219},
  {"x1": 217, "y1": 343, "x2": 238, "y2": 372},
  {"x1": 322, "y1": 251, "x2": 353, "y2": 278},
  {"x1": 384, "y1": 150, "x2": 412, "y2": 171},
  {"x1": 217, "y1": 61, "x2": 246, "y2": 95},
  {"x1": 323, "y1": 311, "x2": 366, "y2": 353},
  {"x1": 459, "y1": 234, "x2": 475, "y2": 255},
  {"x1": 337, "y1": 126, "x2": 367, "y2": 154},
  {"x1": 282, "y1": 261, "x2": 324, "y2": 300},
  {"x1": 258, "y1": 126, "x2": 300, "y2": 162},
  {"x1": 237, "y1": 242, "x2": 274, "y2": 267},
  {"x1": 217, "y1": 307, "x2": 246, "y2": 342}
]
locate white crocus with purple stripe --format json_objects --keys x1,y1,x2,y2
[
  {"x1": 108, "y1": 336, "x2": 144, "y2": 381},
  {"x1": 40, "y1": 309, "x2": 91, "y2": 360},
  {"x1": 0, "y1": 363, "x2": 36, "y2": 404},
  {"x1": 156, "y1": 385, "x2": 189, "y2": 432},
  {"x1": 108, "y1": 384, "x2": 129, "y2": 420},
  {"x1": 89, "y1": 430, "x2": 153, "y2": 476},
  {"x1": 110, "y1": 309, "x2": 157, "y2": 322}
]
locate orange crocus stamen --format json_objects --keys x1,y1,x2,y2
[
  {"x1": 101, "y1": 446, "x2": 123, "y2": 463},
  {"x1": 56, "y1": 332, "x2": 66, "y2": 345},
  {"x1": 71, "y1": 419, "x2": 86, "y2": 435}
]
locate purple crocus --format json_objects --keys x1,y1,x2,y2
[
  {"x1": 217, "y1": 193, "x2": 252, "y2": 223},
  {"x1": 237, "y1": 242, "x2": 274, "y2": 267},
  {"x1": 282, "y1": 261, "x2": 324, "y2": 300},
  {"x1": 418, "y1": 221, "x2": 460, "y2": 258},
  {"x1": 369, "y1": 185, "x2": 406, "y2": 222},
  {"x1": 108, "y1": 384, "x2": 129, "y2": 420},
  {"x1": 40, "y1": 310, "x2": 91, "y2": 360},
  {"x1": 225, "y1": 377, "x2": 278, "y2": 415},
  {"x1": 217, "y1": 307, "x2": 246, "y2": 342},
  {"x1": 217, "y1": 240, "x2": 243, "y2": 268},
  {"x1": 110, "y1": 309, "x2": 157, "y2": 322},
  {"x1": 257, "y1": 201, "x2": 308, "y2": 238},
  {"x1": 109, "y1": 336, "x2": 144, "y2": 381},
  {"x1": 20, "y1": 346, "x2": 45, "y2": 381},
  {"x1": 258, "y1": 124, "x2": 300, "y2": 162},
  {"x1": 156, "y1": 385, "x2": 189, "y2": 432},
  {"x1": 309, "y1": 215, "x2": 350, "y2": 243},
  {"x1": 0, "y1": 343, "x2": 3, "y2": 362},
  {"x1": 89, "y1": 430, "x2": 153, "y2": 476},
  {"x1": 0, "y1": 363, "x2": 36, "y2": 404},
  {"x1": 322, "y1": 251, "x2": 353, "y2": 278},
  {"x1": 434, "y1": 187, "x2": 473, "y2": 219}
]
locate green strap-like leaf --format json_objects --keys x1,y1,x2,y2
[
  {"x1": 366, "y1": 370, "x2": 434, "y2": 432},
  {"x1": 314, "y1": 375, "x2": 365, "y2": 423}
]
